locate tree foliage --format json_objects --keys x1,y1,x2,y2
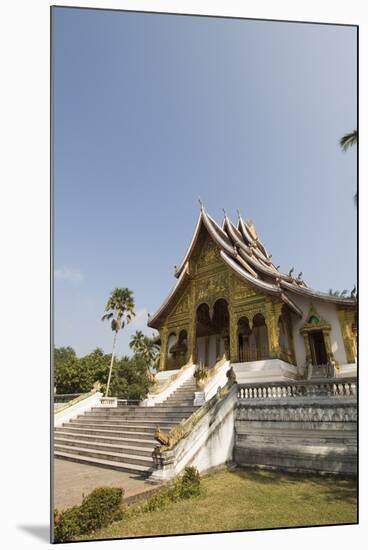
[
  {"x1": 54, "y1": 347, "x2": 152, "y2": 400},
  {"x1": 339, "y1": 129, "x2": 357, "y2": 152},
  {"x1": 102, "y1": 288, "x2": 135, "y2": 332},
  {"x1": 129, "y1": 330, "x2": 160, "y2": 373}
]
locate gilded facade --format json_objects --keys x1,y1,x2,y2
[{"x1": 149, "y1": 207, "x2": 357, "y2": 373}]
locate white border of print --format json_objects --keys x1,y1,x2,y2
[{"x1": 1, "y1": 1, "x2": 365, "y2": 549}]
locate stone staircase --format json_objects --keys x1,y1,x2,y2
[
  {"x1": 54, "y1": 377, "x2": 198, "y2": 476},
  {"x1": 160, "y1": 377, "x2": 197, "y2": 407}
]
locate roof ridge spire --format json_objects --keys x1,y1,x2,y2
[{"x1": 198, "y1": 197, "x2": 204, "y2": 211}]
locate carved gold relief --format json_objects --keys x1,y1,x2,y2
[
  {"x1": 196, "y1": 271, "x2": 228, "y2": 303},
  {"x1": 196, "y1": 238, "x2": 221, "y2": 270},
  {"x1": 231, "y1": 273, "x2": 257, "y2": 301},
  {"x1": 171, "y1": 292, "x2": 190, "y2": 316}
]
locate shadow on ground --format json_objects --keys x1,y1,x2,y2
[
  {"x1": 17, "y1": 525, "x2": 50, "y2": 543},
  {"x1": 229, "y1": 467, "x2": 357, "y2": 505}
]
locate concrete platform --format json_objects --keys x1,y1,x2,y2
[{"x1": 53, "y1": 459, "x2": 161, "y2": 511}]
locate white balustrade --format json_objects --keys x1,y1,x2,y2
[{"x1": 237, "y1": 378, "x2": 357, "y2": 400}]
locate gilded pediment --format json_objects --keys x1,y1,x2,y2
[
  {"x1": 194, "y1": 237, "x2": 221, "y2": 271},
  {"x1": 170, "y1": 289, "x2": 191, "y2": 317},
  {"x1": 231, "y1": 273, "x2": 258, "y2": 301}
]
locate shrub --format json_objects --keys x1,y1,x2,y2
[
  {"x1": 78, "y1": 487, "x2": 124, "y2": 533},
  {"x1": 54, "y1": 506, "x2": 81, "y2": 543},
  {"x1": 180, "y1": 466, "x2": 201, "y2": 498},
  {"x1": 143, "y1": 467, "x2": 201, "y2": 513},
  {"x1": 54, "y1": 487, "x2": 124, "y2": 542},
  {"x1": 143, "y1": 488, "x2": 172, "y2": 512}
]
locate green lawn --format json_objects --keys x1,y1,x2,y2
[{"x1": 80, "y1": 468, "x2": 357, "y2": 540}]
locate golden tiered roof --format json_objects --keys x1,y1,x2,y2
[{"x1": 148, "y1": 206, "x2": 356, "y2": 329}]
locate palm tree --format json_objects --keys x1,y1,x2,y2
[
  {"x1": 130, "y1": 330, "x2": 145, "y2": 354},
  {"x1": 130, "y1": 330, "x2": 160, "y2": 378},
  {"x1": 340, "y1": 129, "x2": 358, "y2": 205},
  {"x1": 102, "y1": 288, "x2": 135, "y2": 397},
  {"x1": 339, "y1": 129, "x2": 357, "y2": 151}
]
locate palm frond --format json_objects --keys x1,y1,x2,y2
[
  {"x1": 340, "y1": 130, "x2": 358, "y2": 152},
  {"x1": 101, "y1": 312, "x2": 113, "y2": 321}
]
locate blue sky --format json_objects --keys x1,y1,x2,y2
[{"x1": 53, "y1": 8, "x2": 357, "y2": 357}]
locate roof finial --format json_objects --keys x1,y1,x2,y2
[
  {"x1": 222, "y1": 207, "x2": 227, "y2": 218},
  {"x1": 198, "y1": 197, "x2": 204, "y2": 210},
  {"x1": 237, "y1": 209, "x2": 241, "y2": 219}
]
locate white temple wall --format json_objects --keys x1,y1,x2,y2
[{"x1": 289, "y1": 294, "x2": 348, "y2": 367}]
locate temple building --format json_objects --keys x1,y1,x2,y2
[{"x1": 148, "y1": 206, "x2": 357, "y2": 379}]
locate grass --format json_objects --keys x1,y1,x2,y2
[{"x1": 79, "y1": 467, "x2": 357, "y2": 540}]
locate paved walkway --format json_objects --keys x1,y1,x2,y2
[{"x1": 53, "y1": 459, "x2": 161, "y2": 511}]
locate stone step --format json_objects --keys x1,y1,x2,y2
[
  {"x1": 54, "y1": 430, "x2": 155, "y2": 447},
  {"x1": 170, "y1": 388, "x2": 196, "y2": 394},
  {"x1": 92, "y1": 406, "x2": 197, "y2": 414},
  {"x1": 169, "y1": 388, "x2": 196, "y2": 397},
  {"x1": 163, "y1": 395, "x2": 194, "y2": 407},
  {"x1": 65, "y1": 422, "x2": 175, "y2": 433},
  {"x1": 55, "y1": 426, "x2": 157, "y2": 437},
  {"x1": 83, "y1": 410, "x2": 191, "y2": 419},
  {"x1": 77, "y1": 415, "x2": 187, "y2": 425},
  {"x1": 54, "y1": 437, "x2": 154, "y2": 457},
  {"x1": 162, "y1": 401, "x2": 194, "y2": 407},
  {"x1": 70, "y1": 417, "x2": 178, "y2": 431},
  {"x1": 54, "y1": 451, "x2": 152, "y2": 475},
  {"x1": 54, "y1": 444, "x2": 153, "y2": 468}
]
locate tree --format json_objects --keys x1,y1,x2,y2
[
  {"x1": 340, "y1": 129, "x2": 358, "y2": 204},
  {"x1": 109, "y1": 355, "x2": 152, "y2": 401},
  {"x1": 129, "y1": 330, "x2": 160, "y2": 378},
  {"x1": 102, "y1": 288, "x2": 135, "y2": 397},
  {"x1": 53, "y1": 346, "x2": 151, "y2": 400}
]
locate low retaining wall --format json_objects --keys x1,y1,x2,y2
[
  {"x1": 234, "y1": 379, "x2": 357, "y2": 475},
  {"x1": 54, "y1": 391, "x2": 103, "y2": 427},
  {"x1": 233, "y1": 359, "x2": 299, "y2": 383},
  {"x1": 150, "y1": 385, "x2": 237, "y2": 481}
]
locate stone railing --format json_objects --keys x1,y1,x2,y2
[
  {"x1": 237, "y1": 378, "x2": 357, "y2": 400},
  {"x1": 150, "y1": 381, "x2": 237, "y2": 481},
  {"x1": 193, "y1": 358, "x2": 231, "y2": 405},
  {"x1": 54, "y1": 393, "x2": 82, "y2": 405},
  {"x1": 54, "y1": 390, "x2": 103, "y2": 427}
]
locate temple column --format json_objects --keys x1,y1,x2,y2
[
  {"x1": 264, "y1": 301, "x2": 282, "y2": 359},
  {"x1": 204, "y1": 336, "x2": 210, "y2": 367},
  {"x1": 215, "y1": 335, "x2": 221, "y2": 360},
  {"x1": 158, "y1": 326, "x2": 168, "y2": 371},
  {"x1": 337, "y1": 309, "x2": 356, "y2": 364},
  {"x1": 187, "y1": 312, "x2": 197, "y2": 365},
  {"x1": 302, "y1": 332, "x2": 312, "y2": 364},
  {"x1": 322, "y1": 328, "x2": 335, "y2": 363},
  {"x1": 229, "y1": 306, "x2": 238, "y2": 363},
  {"x1": 286, "y1": 316, "x2": 297, "y2": 365}
]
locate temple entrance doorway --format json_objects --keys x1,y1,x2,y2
[
  {"x1": 309, "y1": 330, "x2": 327, "y2": 366},
  {"x1": 196, "y1": 299, "x2": 229, "y2": 368},
  {"x1": 237, "y1": 313, "x2": 270, "y2": 362}
]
